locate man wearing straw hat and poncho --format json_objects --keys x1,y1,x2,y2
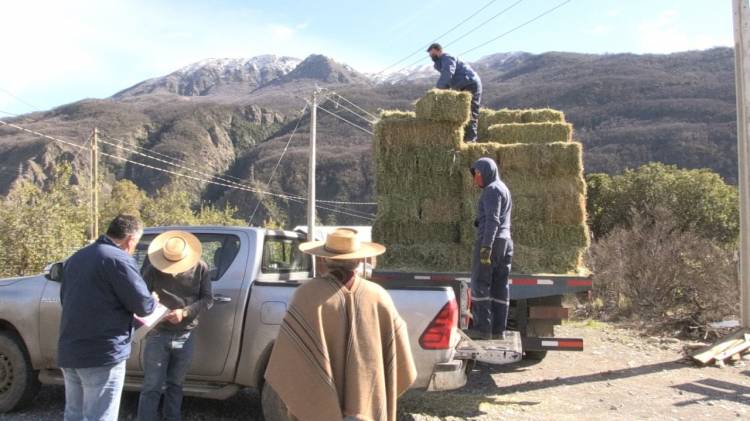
[
  {"x1": 137, "y1": 231, "x2": 213, "y2": 421},
  {"x1": 265, "y1": 228, "x2": 417, "y2": 421}
]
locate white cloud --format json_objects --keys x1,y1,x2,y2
[
  {"x1": 268, "y1": 24, "x2": 298, "y2": 41},
  {"x1": 607, "y1": 8, "x2": 622, "y2": 17},
  {"x1": 636, "y1": 9, "x2": 732, "y2": 53}
]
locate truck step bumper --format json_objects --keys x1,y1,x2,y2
[
  {"x1": 523, "y1": 337, "x2": 584, "y2": 352},
  {"x1": 426, "y1": 360, "x2": 470, "y2": 392}
]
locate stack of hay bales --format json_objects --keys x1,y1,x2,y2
[{"x1": 373, "y1": 89, "x2": 589, "y2": 274}]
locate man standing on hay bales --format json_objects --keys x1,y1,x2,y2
[
  {"x1": 428, "y1": 43, "x2": 482, "y2": 142},
  {"x1": 468, "y1": 157, "x2": 513, "y2": 340}
]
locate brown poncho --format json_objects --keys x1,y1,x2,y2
[{"x1": 265, "y1": 274, "x2": 417, "y2": 421}]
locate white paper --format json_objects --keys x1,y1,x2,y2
[{"x1": 133, "y1": 303, "x2": 170, "y2": 342}]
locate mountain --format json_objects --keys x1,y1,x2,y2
[
  {"x1": 0, "y1": 48, "x2": 738, "y2": 227},
  {"x1": 114, "y1": 55, "x2": 301, "y2": 98}
]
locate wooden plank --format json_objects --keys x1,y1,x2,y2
[
  {"x1": 529, "y1": 306, "x2": 569, "y2": 320},
  {"x1": 691, "y1": 329, "x2": 749, "y2": 364},
  {"x1": 714, "y1": 334, "x2": 750, "y2": 361}
]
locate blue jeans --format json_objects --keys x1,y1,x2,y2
[
  {"x1": 62, "y1": 360, "x2": 126, "y2": 421},
  {"x1": 137, "y1": 330, "x2": 195, "y2": 421}
]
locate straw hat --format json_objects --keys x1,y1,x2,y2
[
  {"x1": 299, "y1": 228, "x2": 385, "y2": 260},
  {"x1": 148, "y1": 230, "x2": 203, "y2": 275}
]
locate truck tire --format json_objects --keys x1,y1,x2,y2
[
  {"x1": 0, "y1": 331, "x2": 40, "y2": 413},
  {"x1": 261, "y1": 381, "x2": 291, "y2": 421}
]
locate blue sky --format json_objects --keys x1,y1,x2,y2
[{"x1": 0, "y1": 0, "x2": 733, "y2": 115}]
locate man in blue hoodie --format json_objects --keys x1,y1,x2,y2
[
  {"x1": 428, "y1": 43, "x2": 482, "y2": 142},
  {"x1": 468, "y1": 157, "x2": 513, "y2": 340},
  {"x1": 58, "y1": 214, "x2": 158, "y2": 421}
]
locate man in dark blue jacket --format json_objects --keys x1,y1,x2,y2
[
  {"x1": 468, "y1": 157, "x2": 513, "y2": 340},
  {"x1": 428, "y1": 43, "x2": 482, "y2": 142},
  {"x1": 58, "y1": 214, "x2": 157, "y2": 421}
]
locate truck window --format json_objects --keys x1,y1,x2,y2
[
  {"x1": 134, "y1": 233, "x2": 241, "y2": 282},
  {"x1": 262, "y1": 236, "x2": 311, "y2": 274}
]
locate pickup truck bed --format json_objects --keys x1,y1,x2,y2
[{"x1": 372, "y1": 271, "x2": 593, "y2": 356}]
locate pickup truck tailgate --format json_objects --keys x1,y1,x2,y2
[{"x1": 380, "y1": 284, "x2": 464, "y2": 389}]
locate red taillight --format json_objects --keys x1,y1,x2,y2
[{"x1": 419, "y1": 299, "x2": 458, "y2": 350}]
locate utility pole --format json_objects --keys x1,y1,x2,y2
[
  {"x1": 733, "y1": 0, "x2": 750, "y2": 327},
  {"x1": 90, "y1": 127, "x2": 99, "y2": 241},
  {"x1": 308, "y1": 88, "x2": 318, "y2": 275}
]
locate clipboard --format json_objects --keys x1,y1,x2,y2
[{"x1": 133, "y1": 303, "x2": 170, "y2": 342}]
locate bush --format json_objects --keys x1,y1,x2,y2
[
  {"x1": 0, "y1": 164, "x2": 88, "y2": 277},
  {"x1": 587, "y1": 163, "x2": 739, "y2": 244},
  {"x1": 588, "y1": 207, "x2": 738, "y2": 335}
]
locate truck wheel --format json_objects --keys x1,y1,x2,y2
[
  {"x1": 261, "y1": 382, "x2": 290, "y2": 421},
  {"x1": 0, "y1": 331, "x2": 40, "y2": 413}
]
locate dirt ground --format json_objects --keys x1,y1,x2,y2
[
  {"x1": 400, "y1": 321, "x2": 750, "y2": 420},
  {"x1": 2, "y1": 322, "x2": 748, "y2": 421}
]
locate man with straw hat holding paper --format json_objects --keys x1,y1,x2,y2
[
  {"x1": 137, "y1": 231, "x2": 213, "y2": 421},
  {"x1": 265, "y1": 228, "x2": 417, "y2": 421}
]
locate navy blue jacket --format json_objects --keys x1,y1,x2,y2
[
  {"x1": 58, "y1": 235, "x2": 156, "y2": 368},
  {"x1": 433, "y1": 53, "x2": 481, "y2": 90},
  {"x1": 472, "y1": 158, "x2": 512, "y2": 248}
]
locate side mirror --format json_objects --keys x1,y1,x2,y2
[{"x1": 44, "y1": 262, "x2": 64, "y2": 282}]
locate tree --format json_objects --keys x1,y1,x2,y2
[
  {"x1": 0, "y1": 163, "x2": 88, "y2": 277},
  {"x1": 141, "y1": 188, "x2": 196, "y2": 226},
  {"x1": 586, "y1": 163, "x2": 739, "y2": 244},
  {"x1": 194, "y1": 203, "x2": 245, "y2": 226},
  {"x1": 99, "y1": 179, "x2": 148, "y2": 232}
]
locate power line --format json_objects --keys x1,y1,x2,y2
[
  {"x1": 323, "y1": 90, "x2": 378, "y2": 121},
  {"x1": 459, "y1": 0, "x2": 573, "y2": 57},
  {"x1": 249, "y1": 104, "x2": 309, "y2": 225},
  {"x1": 99, "y1": 133, "x2": 251, "y2": 186},
  {"x1": 0, "y1": 120, "x2": 87, "y2": 150},
  {"x1": 316, "y1": 104, "x2": 375, "y2": 136},
  {"x1": 0, "y1": 120, "x2": 378, "y2": 219},
  {"x1": 443, "y1": 0, "x2": 525, "y2": 49},
  {"x1": 0, "y1": 87, "x2": 41, "y2": 111},
  {"x1": 99, "y1": 150, "x2": 375, "y2": 221},
  {"x1": 374, "y1": 0, "x2": 501, "y2": 75},
  {"x1": 393, "y1": 0, "x2": 526, "y2": 74}
]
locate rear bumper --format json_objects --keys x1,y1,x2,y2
[{"x1": 425, "y1": 359, "x2": 472, "y2": 391}]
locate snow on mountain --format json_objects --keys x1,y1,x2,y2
[{"x1": 114, "y1": 55, "x2": 302, "y2": 98}]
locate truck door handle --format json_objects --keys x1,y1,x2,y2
[{"x1": 213, "y1": 295, "x2": 232, "y2": 303}]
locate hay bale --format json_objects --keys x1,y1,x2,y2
[
  {"x1": 378, "y1": 243, "x2": 470, "y2": 271},
  {"x1": 379, "y1": 110, "x2": 416, "y2": 120},
  {"x1": 521, "y1": 109, "x2": 565, "y2": 123},
  {"x1": 487, "y1": 122, "x2": 573, "y2": 144},
  {"x1": 415, "y1": 89, "x2": 472, "y2": 125},
  {"x1": 373, "y1": 96, "x2": 587, "y2": 274},
  {"x1": 460, "y1": 142, "x2": 584, "y2": 178},
  {"x1": 486, "y1": 109, "x2": 525, "y2": 126},
  {"x1": 477, "y1": 108, "x2": 496, "y2": 140}
]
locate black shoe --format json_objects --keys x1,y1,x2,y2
[
  {"x1": 464, "y1": 138, "x2": 478, "y2": 143},
  {"x1": 492, "y1": 331, "x2": 507, "y2": 340}
]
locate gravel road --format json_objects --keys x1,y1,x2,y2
[{"x1": 2, "y1": 322, "x2": 749, "y2": 420}]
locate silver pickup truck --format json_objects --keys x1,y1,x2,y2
[{"x1": 0, "y1": 226, "x2": 472, "y2": 414}]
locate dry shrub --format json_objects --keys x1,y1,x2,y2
[{"x1": 588, "y1": 207, "x2": 738, "y2": 335}]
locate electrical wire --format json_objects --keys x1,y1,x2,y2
[
  {"x1": 458, "y1": 0, "x2": 572, "y2": 57},
  {"x1": 374, "y1": 0, "x2": 501, "y2": 75},
  {"x1": 249, "y1": 104, "x2": 309, "y2": 225},
  {"x1": 316, "y1": 104, "x2": 375, "y2": 136}
]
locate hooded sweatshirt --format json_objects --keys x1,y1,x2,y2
[{"x1": 472, "y1": 157, "x2": 512, "y2": 248}]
